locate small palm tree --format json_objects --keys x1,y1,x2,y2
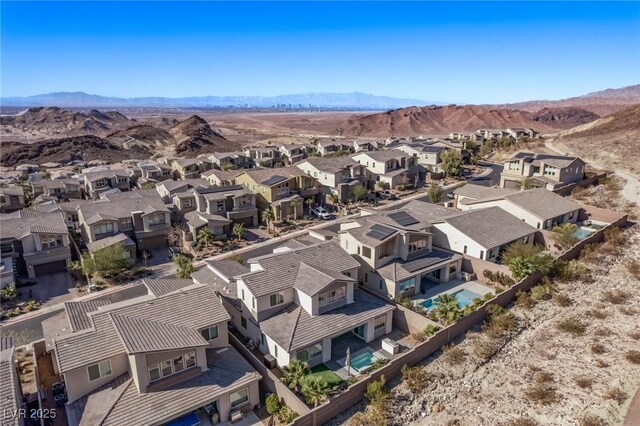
[
  {"x1": 305, "y1": 198, "x2": 315, "y2": 214},
  {"x1": 232, "y1": 223, "x2": 246, "y2": 241},
  {"x1": 521, "y1": 177, "x2": 536, "y2": 190},
  {"x1": 433, "y1": 293, "x2": 462, "y2": 325},
  {"x1": 551, "y1": 223, "x2": 579, "y2": 250},
  {"x1": 302, "y1": 378, "x2": 329, "y2": 407},
  {"x1": 282, "y1": 359, "x2": 310, "y2": 392},
  {"x1": 1, "y1": 284, "x2": 17, "y2": 300},
  {"x1": 288, "y1": 199, "x2": 301, "y2": 221},
  {"x1": 196, "y1": 227, "x2": 214, "y2": 248}
]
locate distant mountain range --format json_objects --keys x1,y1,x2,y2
[{"x1": 0, "y1": 92, "x2": 437, "y2": 109}]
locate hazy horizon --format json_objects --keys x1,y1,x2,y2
[{"x1": 2, "y1": 2, "x2": 639, "y2": 104}]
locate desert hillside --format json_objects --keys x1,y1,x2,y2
[
  {"x1": 169, "y1": 115, "x2": 240, "y2": 155},
  {"x1": 531, "y1": 107, "x2": 600, "y2": 129},
  {"x1": 554, "y1": 103, "x2": 640, "y2": 177},
  {"x1": 336, "y1": 105, "x2": 562, "y2": 137}
]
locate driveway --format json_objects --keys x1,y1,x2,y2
[{"x1": 20, "y1": 271, "x2": 79, "y2": 307}]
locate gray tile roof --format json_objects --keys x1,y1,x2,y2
[
  {"x1": 261, "y1": 289, "x2": 394, "y2": 351},
  {"x1": 353, "y1": 149, "x2": 406, "y2": 162},
  {"x1": 67, "y1": 347, "x2": 259, "y2": 426},
  {"x1": 65, "y1": 300, "x2": 112, "y2": 332},
  {"x1": 296, "y1": 156, "x2": 361, "y2": 174},
  {"x1": 0, "y1": 347, "x2": 19, "y2": 426},
  {"x1": 377, "y1": 249, "x2": 462, "y2": 282},
  {"x1": 0, "y1": 186, "x2": 25, "y2": 196},
  {"x1": 53, "y1": 285, "x2": 229, "y2": 372},
  {"x1": 204, "y1": 259, "x2": 250, "y2": 280},
  {"x1": 240, "y1": 166, "x2": 306, "y2": 186},
  {"x1": 443, "y1": 207, "x2": 537, "y2": 249},
  {"x1": 0, "y1": 210, "x2": 67, "y2": 240},
  {"x1": 293, "y1": 263, "x2": 355, "y2": 297},
  {"x1": 142, "y1": 278, "x2": 195, "y2": 297},
  {"x1": 508, "y1": 152, "x2": 580, "y2": 169},
  {"x1": 86, "y1": 233, "x2": 135, "y2": 254},
  {"x1": 79, "y1": 193, "x2": 168, "y2": 223},
  {"x1": 157, "y1": 178, "x2": 210, "y2": 192},
  {"x1": 505, "y1": 188, "x2": 582, "y2": 220},
  {"x1": 242, "y1": 241, "x2": 360, "y2": 297},
  {"x1": 453, "y1": 183, "x2": 518, "y2": 200}
]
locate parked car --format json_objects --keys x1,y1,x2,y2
[
  {"x1": 375, "y1": 190, "x2": 398, "y2": 201},
  {"x1": 310, "y1": 205, "x2": 333, "y2": 220},
  {"x1": 168, "y1": 246, "x2": 182, "y2": 259}
]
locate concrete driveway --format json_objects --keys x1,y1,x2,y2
[{"x1": 20, "y1": 271, "x2": 79, "y2": 307}]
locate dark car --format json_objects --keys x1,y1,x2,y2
[{"x1": 168, "y1": 246, "x2": 182, "y2": 259}]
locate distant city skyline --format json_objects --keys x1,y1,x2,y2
[{"x1": 2, "y1": 1, "x2": 639, "y2": 104}]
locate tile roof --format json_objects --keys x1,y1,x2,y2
[
  {"x1": 508, "y1": 152, "x2": 580, "y2": 169},
  {"x1": 0, "y1": 186, "x2": 25, "y2": 196},
  {"x1": 240, "y1": 167, "x2": 306, "y2": 186},
  {"x1": 261, "y1": 289, "x2": 394, "y2": 351},
  {"x1": 353, "y1": 149, "x2": 406, "y2": 162},
  {"x1": 65, "y1": 300, "x2": 112, "y2": 332},
  {"x1": 242, "y1": 241, "x2": 360, "y2": 297},
  {"x1": 86, "y1": 233, "x2": 135, "y2": 253},
  {"x1": 443, "y1": 207, "x2": 537, "y2": 249},
  {"x1": 204, "y1": 259, "x2": 250, "y2": 280},
  {"x1": 377, "y1": 249, "x2": 462, "y2": 282},
  {"x1": 296, "y1": 156, "x2": 361, "y2": 174},
  {"x1": 504, "y1": 188, "x2": 582, "y2": 220},
  {"x1": 157, "y1": 178, "x2": 210, "y2": 192},
  {"x1": 293, "y1": 263, "x2": 355, "y2": 297},
  {"x1": 0, "y1": 347, "x2": 19, "y2": 426},
  {"x1": 142, "y1": 278, "x2": 196, "y2": 297},
  {"x1": 453, "y1": 183, "x2": 518, "y2": 200},
  {"x1": 79, "y1": 193, "x2": 168, "y2": 223},
  {"x1": 0, "y1": 210, "x2": 67, "y2": 240}
]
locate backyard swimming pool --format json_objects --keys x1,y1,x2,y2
[
  {"x1": 350, "y1": 350, "x2": 379, "y2": 372},
  {"x1": 574, "y1": 227, "x2": 596, "y2": 239},
  {"x1": 422, "y1": 289, "x2": 483, "y2": 310}
]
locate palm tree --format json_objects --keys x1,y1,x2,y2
[
  {"x1": 196, "y1": 227, "x2": 214, "y2": 248},
  {"x1": 302, "y1": 378, "x2": 329, "y2": 407},
  {"x1": 282, "y1": 359, "x2": 310, "y2": 393},
  {"x1": 432, "y1": 293, "x2": 462, "y2": 325},
  {"x1": 174, "y1": 254, "x2": 193, "y2": 279},
  {"x1": 1, "y1": 284, "x2": 17, "y2": 300},
  {"x1": 261, "y1": 208, "x2": 275, "y2": 232},
  {"x1": 551, "y1": 223, "x2": 579, "y2": 250},
  {"x1": 305, "y1": 198, "x2": 315, "y2": 214},
  {"x1": 502, "y1": 242, "x2": 554, "y2": 281},
  {"x1": 288, "y1": 199, "x2": 301, "y2": 221},
  {"x1": 232, "y1": 223, "x2": 246, "y2": 241},
  {"x1": 352, "y1": 184, "x2": 367, "y2": 203}
]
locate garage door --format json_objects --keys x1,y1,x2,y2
[
  {"x1": 234, "y1": 216, "x2": 255, "y2": 227},
  {"x1": 33, "y1": 260, "x2": 67, "y2": 277},
  {"x1": 139, "y1": 235, "x2": 168, "y2": 250}
]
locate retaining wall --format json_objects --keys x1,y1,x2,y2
[{"x1": 552, "y1": 172, "x2": 606, "y2": 196}]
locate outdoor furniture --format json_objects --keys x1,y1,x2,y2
[{"x1": 382, "y1": 338, "x2": 399, "y2": 355}]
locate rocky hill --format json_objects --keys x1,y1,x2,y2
[
  {"x1": 0, "y1": 107, "x2": 136, "y2": 141},
  {"x1": 336, "y1": 105, "x2": 560, "y2": 137},
  {"x1": 170, "y1": 115, "x2": 240, "y2": 155},
  {"x1": 554, "y1": 103, "x2": 640, "y2": 177},
  {"x1": 107, "y1": 125, "x2": 174, "y2": 150},
  {"x1": 531, "y1": 107, "x2": 600, "y2": 129},
  {"x1": 0, "y1": 135, "x2": 151, "y2": 167},
  {"x1": 501, "y1": 84, "x2": 640, "y2": 116}
]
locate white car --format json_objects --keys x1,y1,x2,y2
[{"x1": 310, "y1": 205, "x2": 332, "y2": 220}]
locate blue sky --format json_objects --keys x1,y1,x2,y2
[{"x1": 1, "y1": 1, "x2": 639, "y2": 103}]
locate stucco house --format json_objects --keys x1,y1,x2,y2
[
  {"x1": 500, "y1": 152, "x2": 586, "y2": 190},
  {"x1": 0, "y1": 186, "x2": 26, "y2": 213},
  {"x1": 295, "y1": 156, "x2": 367, "y2": 203},
  {"x1": 352, "y1": 149, "x2": 417, "y2": 189},
  {"x1": 81, "y1": 170, "x2": 131, "y2": 200}
]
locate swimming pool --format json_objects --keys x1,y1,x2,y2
[
  {"x1": 422, "y1": 289, "x2": 482, "y2": 310},
  {"x1": 351, "y1": 350, "x2": 379, "y2": 372},
  {"x1": 166, "y1": 411, "x2": 200, "y2": 426},
  {"x1": 574, "y1": 227, "x2": 596, "y2": 239}
]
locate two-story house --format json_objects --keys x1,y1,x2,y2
[
  {"x1": 0, "y1": 186, "x2": 26, "y2": 212},
  {"x1": 353, "y1": 140, "x2": 376, "y2": 153},
  {"x1": 197, "y1": 241, "x2": 395, "y2": 368},
  {"x1": 500, "y1": 152, "x2": 586, "y2": 190},
  {"x1": 207, "y1": 152, "x2": 254, "y2": 170},
  {"x1": 458, "y1": 186, "x2": 583, "y2": 230},
  {"x1": 139, "y1": 163, "x2": 173, "y2": 182},
  {"x1": 278, "y1": 144, "x2": 313, "y2": 164},
  {"x1": 235, "y1": 167, "x2": 319, "y2": 222},
  {"x1": 40, "y1": 178, "x2": 83, "y2": 200},
  {"x1": 0, "y1": 210, "x2": 71, "y2": 279},
  {"x1": 338, "y1": 206, "x2": 463, "y2": 299},
  {"x1": 155, "y1": 178, "x2": 211, "y2": 203},
  {"x1": 316, "y1": 140, "x2": 353, "y2": 156},
  {"x1": 171, "y1": 158, "x2": 212, "y2": 180},
  {"x1": 295, "y1": 156, "x2": 367, "y2": 203},
  {"x1": 352, "y1": 149, "x2": 417, "y2": 189},
  {"x1": 78, "y1": 192, "x2": 171, "y2": 252},
  {"x1": 81, "y1": 170, "x2": 131, "y2": 200},
  {"x1": 242, "y1": 147, "x2": 282, "y2": 168},
  {"x1": 386, "y1": 141, "x2": 445, "y2": 175},
  {"x1": 201, "y1": 169, "x2": 244, "y2": 187},
  {"x1": 41, "y1": 281, "x2": 260, "y2": 425}
]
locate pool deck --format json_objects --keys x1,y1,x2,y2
[{"x1": 411, "y1": 278, "x2": 495, "y2": 306}]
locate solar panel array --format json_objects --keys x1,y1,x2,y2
[
  {"x1": 366, "y1": 224, "x2": 396, "y2": 241},
  {"x1": 261, "y1": 175, "x2": 287, "y2": 186},
  {"x1": 388, "y1": 211, "x2": 419, "y2": 227}
]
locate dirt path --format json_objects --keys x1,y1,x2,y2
[{"x1": 545, "y1": 139, "x2": 640, "y2": 205}]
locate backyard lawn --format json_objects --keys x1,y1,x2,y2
[{"x1": 300, "y1": 364, "x2": 343, "y2": 388}]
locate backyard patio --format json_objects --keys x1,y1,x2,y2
[{"x1": 411, "y1": 278, "x2": 495, "y2": 312}]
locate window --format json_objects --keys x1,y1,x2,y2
[
  {"x1": 463, "y1": 246, "x2": 468, "y2": 254},
  {"x1": 95, "y1": 222, "x2": 114, "y2": 235},
  {"x1": 344, "y1": 272, "x2": 351, "y2": 277},
  {"x1": 523, "y1": 236, "x2": 529, "y2": 244},
  {"x1": 379, "y1": 280, "x2": 383, "y2": 290},
  {"x1": 148, "y1": 365, "x2": 160, "y2": 382},
  {"x1": 269, "y1": 292, "x2": 285, "y2": 307},
  {"x1": 398, "y1": 277, "x2": 416, "y2": 292},
  {"x1": 120, "y1": 217, "x2": 133, "y2": 230},
  {"x1": 252, "y1": 297, "x2": 255, "y2": 310},
  {"x1": 261, "y1": 333, "x2": 265, "y2": 346},
  {"x1": 297, "y1": 343, "x2": 322, "y2": 362},
  {"x1": 569, "y1": 211, "x2": 575, "y2": 219},
  {"x1": 173, "y1": 355, "x2": 184, "y2": 372},
  {"x1": 240, "y1": 316, "x2": 247, "y2": 329},
  {"x1": 185, "y1": 352, "x2": 196, "y2": 368},
  {"x1": 364, "y1": 273, "x2": 368, "y2": 283},
  {"x1": 408, "y1": 239, "x2": 427, "y2": 253},
  {"x1": 183, "y1": 199, "x2": 193, "y2": 208},
  {"x1": 201, "y1": 325, "x2": 219, "y2": 341},
  {"x1": 40, "y1": 234, "x2": 64, "y2": 249},
  {"x1": 87, "y1": 360, "x2": 112, "y2": 382},
  {"x1": 148, "y1": 213, "x2": 166, "y2": 226},
  {"x1": 149, "y1": 351, "x2": 196, "y2": 382},
  {"x1": 216, "y1": 201, "x2": 225, "y2": 213},
  {"x1": 230, "y1": 388, "x2": 249, "y2": 408},
  {"x1": 161, "y1": 360, "x2": 172, "y2": 377},
  {"x1": 95, "y1": 178, "x2": 108, "y2": 188},
  {"x1": 241, "y1": 289, "x2": 245, "y2": 301},
  {"x1": 374, "y1": 315, "x2": 386, "y2": 331},
  {"x1": 318, "y1": 287, "x2": 346, "y2": 307},
  {"x1": 480, "y1": 250, "x2": 485, "y2": 260},
  {"x1": 362, "y1": 246, "x2": 372, "y2": 259}
]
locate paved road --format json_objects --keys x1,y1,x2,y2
[
  {"x1": 545, "y1": 139, "x2": 640, "y2": 205},
  {"x1": 469, "y1": 160, "x2": 503, "y2": 187}
]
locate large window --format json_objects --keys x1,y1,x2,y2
[
  {"x1": 297, "y1": 343, "x2": 322, "y2": 362},
  {"x1": 148, "y1": 351, "x2": 196, "y2": 383},
  {"x1": 398, "y1": 277, "x2": 416, "y2": 292},
  {"x1": 362, "y1": 246, "x2": 372, "y2": 259},
  {"x1": 95, "y1": 222, "x2": 114, "y2": 235},
  {"x1": 374, "y1": 315, "x2": 386, "y2": 331},
  {"x1": 230, "y1": 388, "x2": 249, "y2": 409},
  {"x1": 148, "y1": 213, "x2": 166, "y2": 226},
  {"x1": 40, "y1": 234, "x2": 64, "y2": 249},
  {"x1": 408, "y1": 239, "x2": 427, "y2": 253},
  {"x1": 201, "y1": 325, "x2": 219, "y2": 341},
  {"x1": 87, "y1": 360, "x2": 112, "y2": 382},
  {"x1": 120, "y1": 217, "x2": 133, "y2": 230},
  {"x1": 269, "y1": 292, "x2": 285, "y2": 307},
  {"x1": 318, "y1": 287, "x2": 346, "y2": 307}
]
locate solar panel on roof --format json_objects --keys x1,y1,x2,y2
[
  {"x1": 262, "y1": 175, "x2": 287, "y2": 186},
  {"x1": 366, "y1": 224, "x2": 396, "y2": 241},
  {"x1": 388, "y1": 211, "x2": 419, "y2": 226}
]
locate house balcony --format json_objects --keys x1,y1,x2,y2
[{"x1": 295, "y1": 187, "x2": 319, "y2": 197}]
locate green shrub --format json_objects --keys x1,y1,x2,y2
[
  {"x1": 277, "y1": 405, "x2": 298, "y2": 424},
  {"x1": 365, "y1": 375, "x2": 388, "y2": 412},
  {"x1": 265, "y1": 393, "x2": 281, "y2": 416}
]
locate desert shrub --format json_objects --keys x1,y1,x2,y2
[
  {"x1": 365, "y1": 375, "x2": 388, "y2": 413},
  {"x1": 578, "y1": 414, "x2": 607, "y2": 426},
  {"x1": 595, "y1": 359, "x2": 609, "y2": 368},
  {"x1": 575, "y1": 376, "x2": 593, "y2": 389},
  {"x1": 483, "y1": 270, "x2": 515, "y2": 287},
  {"x1": 508, "y1": 417, "x2": 539, "y2": 426},
  {"x1": 472, "y1": 335, "x2": 502, "y2": 361},
  {"x1": 348, "y1": 408, "x2": 386, "y2": 426},
  {"x1": 625, "y1": 350, "x2": 640, "y2": 364},
  {"x1": 556, "y1": 316, "x2": 587, "y2": 336},
  {"x1": 265, "y1": 394, "x2": 281, "y2": 416},
  {"x1": 442, "y1": 345, "x2": 466, "y2": 365},
  {"x1": 484, "y1": 304, "x2": 517, "y2": 338},
  {"x1": 628, "y1": 330, "x2": 640, "y2": 340},
  {"x1": 401, "y1": 365, "x2": 432, "y2": 393},
  {"x1": 530, "y1": 283, "x2": 552, "y2": 301},
  {"x1": 554, "y1": 260, "x2": 591, "y2": 282},
  {"x1": 276, "y1": 405, "x2": 298, "y2": 424},
  {"x1": 627, "y1": 260, "x2": 640, "y2": 280},
  {"x1": 554, "y1": 293, "x2": 572, "y2": 307},
  {"x1": 603, "y1": 387, "x2": 627, "y2": 405},
  {"x1": 524, "y1": 380, "x2": 560, "y2": 405},
  {"x1": 601, "y1": 289, "x2": 630, "y2": 305},
  {"x1": 516, "y1": 290, "x2": 536, "y2": 309},
  {"x1": 394, "y1": 294, "x2": 414, "y2": 309},
  {"x1": 591, "y1": 343, "x2": 606, "y2": 354},
  {"x1": 586, "y1": 309, "x2": 608, "y2": 320}
]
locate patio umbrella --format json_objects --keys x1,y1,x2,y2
[{"x1": 345, "y1": 347, "x2": 351, "y2": 376}]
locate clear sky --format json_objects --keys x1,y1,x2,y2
[{"x1": 1, "y1": 1, "x2": 639, "y2": 103}]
